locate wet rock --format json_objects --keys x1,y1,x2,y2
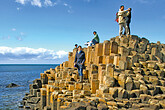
[
  {"x1": 18, "y1": 105, "x2": 24, "y2": 108},
  {"x1": 6, "y1": 83, "x2": 20, "y2": 88}
]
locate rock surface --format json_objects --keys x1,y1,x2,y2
[
  {"x1": 6, "y1": 83, "x2": 20, "y2": 88},
  {"x1": 21, "y1": 35, "x2": 165, "y2": 110}
]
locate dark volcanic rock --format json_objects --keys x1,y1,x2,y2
[{"x1": 6, "y1": 83, "x2": 20, "y2": 88}]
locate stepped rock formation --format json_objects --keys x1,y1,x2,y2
[{"x1": 21, "y1": 35, "x2": 165, "y2": 110}]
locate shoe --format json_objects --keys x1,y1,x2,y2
[{"x1": 79, "y1": 76, "x2": 83, "y2": 83}]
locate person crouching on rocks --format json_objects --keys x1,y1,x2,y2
[
  {"x1": 91, "y1": 31, "x2": 100, "y2": 45},
  {"x1": 84, "y1": 31, "x2": 100, "y2": 46},
  {"x1": 74, "y1": 46, "x2": 85, "y2": 83}
]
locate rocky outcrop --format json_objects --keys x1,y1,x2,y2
[
  {"x1": 6, "y1": 83, "x2": 20, "y2": 88},
  {"x1": 21, "y1": 35, "x2": 165, "y2": 110}
]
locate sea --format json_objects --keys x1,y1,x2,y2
[{"x1": 0, "y1": 64, "x2": 58, "y2": 110}]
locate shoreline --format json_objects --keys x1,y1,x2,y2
[{"x1": 0, "y1": 64, "x2": 58, "y2": 110}]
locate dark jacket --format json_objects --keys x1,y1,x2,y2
[
  {"x1": 74, "y1": 50, "x2": 85, "y2": 69},
  {"x1": 126, "y1": 12, "x2": 131, "y2": 23}
]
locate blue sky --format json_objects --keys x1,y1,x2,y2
[{"x1": 0, "y1": 0, "x2": 165, "y2": 64}]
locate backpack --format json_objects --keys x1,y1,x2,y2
[{"x1": 115, "y1": 12, "x2": 119, "y2": 23}]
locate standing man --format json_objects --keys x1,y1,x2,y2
[
  {"x1": 74, "y1": 46, "x2": 85, "y2": 83},
  {"x1": 118, "y1": 5, "x2": 131, "y2": 38},
  {"x1": 124, "y1": 8, "x2": 132, "y2": 35}
]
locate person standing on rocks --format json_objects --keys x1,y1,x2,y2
[
  {"x1": 118, "y1": 5, "x2": 131, "y2": 37},
  {"x1": 124, "y1": 8, "x2": 132, "y2": 35},
  {"x1": 74, "y1": 46, "x2": 85, "y2": 83}
]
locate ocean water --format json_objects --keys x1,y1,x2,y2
[{"x1": 0, "y1": 64, "x2": 58, "y2": 110}]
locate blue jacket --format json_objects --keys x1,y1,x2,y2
[{"x1": 74, "y1": 50, "x2": 85, "y2": 68}]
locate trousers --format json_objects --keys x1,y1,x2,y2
[
  {"x1": 124, "y1": 22, "x2": 130, "y2": 35},
  {"x1": 78, "y1": 67, "x2": 83, "y2": 76},
  {"x1": 90, "y1": 39, "x2": 98, "y2": 46},
  {"x1": 119, "y1": 23, "x2": 128, "y2": 37}
]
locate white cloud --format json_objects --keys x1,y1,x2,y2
[
  {"x1": 31, "y1": 0, "x2": 42, "y2": 7},
  {"x1": 64, "y1": 3, "x2": 72, "y2": 9},
  {"x1": 63, "y1": 2, "x2": 73, "y2": 13},
  {"x1": 44, "y1": 0, "x2": 53, "y2": 6},
  {"x1": 0, "y1": 46, "x2": 68, "y2": 61},
  {"x1": 56, "y1": 50, "x2": 68, "y2": 58},
  {"x1": 17, "y1": 7, "x2": 20, "y2": 10},
  {"x1": 15, "y1": 0, "x2": 73, "y2": 13},
  {"x1": 12, "y1": 28, "x2": 16, "y2": 31},
  {"x1": 15, "y1": 0, "x2": 26, "y2": 4},
  {"x1": 63, "y1": 3, "x2": 68, "y2": 7},
  {"x1": 54, "y1": 2, "x2": 57, "y2": 5}
]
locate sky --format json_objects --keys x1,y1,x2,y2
[{"x1": 0, "y1": 0, "x2": 165, "y2": 64}]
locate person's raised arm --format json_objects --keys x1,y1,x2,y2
[
  {"x1": 118, "y1": 9, "x2": 128, "y2": 16},
  {"x1": 126, "y1": 8, "x2": 131, "y2": 16}
]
